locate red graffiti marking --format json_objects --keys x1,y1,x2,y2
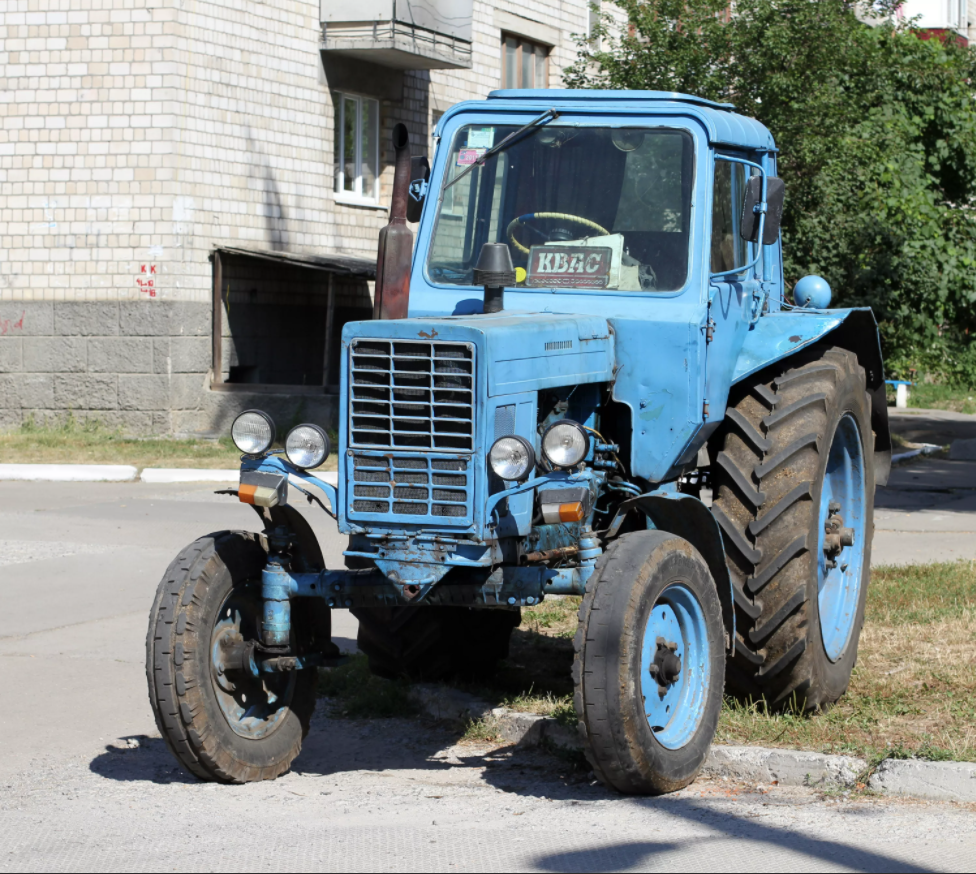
[
  {"x1": 137, "y1": 266, "x2": 157, "y2": 297},
  {"x1": 0, "y1": 311, "x2": 25, "y2": 335}
]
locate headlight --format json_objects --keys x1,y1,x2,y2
[
  {"x1": 231, "y1": 410, "x2": 275, "y2": 456},
  {"x1": 542, "y1": 420, "x2": 589, "y2": 469},
  {"x1": 489, "y1": 435, "x2": 535, "y2": 481},
  {"x1": 285, "y1": 424, "x2": 330, "y2": 470}
]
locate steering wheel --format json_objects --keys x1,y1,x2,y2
[{"x1": 506, "y1": 212, "x2": 611, "y2": 256}]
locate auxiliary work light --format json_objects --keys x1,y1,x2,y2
[
  {"x1": 285, "y1": 424, "x2": 331, "y2": 470},
  {"x1": 541, "y1": 420, "x2": 590, "y2": 469},
  {"x1": 489, "y1": 435, "x2": 535, "y2": 481},
  {"x1": 231, "y1": 410, "x2": 275, "y2": 456}
]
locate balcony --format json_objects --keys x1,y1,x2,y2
[{"x1": 321, "y1": 0, "x2": 473, "y2": 70}]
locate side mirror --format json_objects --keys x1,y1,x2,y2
[
  {"x1": 406, "y1": 156, "x2": 430, "y2": 223},
  {"x1": 740, "y1": 176, "x2": 785, "y2": 245}
]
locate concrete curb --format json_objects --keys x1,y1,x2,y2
[
  {"x1": 0, "y1": 464, "x2": 340, "y2": 486},
  {"x1": 0, "y1": 463, "x2": 138, "y2": 482},
  {"x1": 409, "y1": 684, "x2": 976, "y2": 802},
  {"x1": 140, "y1": 468, "x2": 238, "y2": 483}
]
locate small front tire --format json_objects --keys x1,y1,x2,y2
[
  {"x1": 146, "y1": 531, "x2": 317, "y2": 783},
  {"x1": 573, "y1": 531, "x2": 726, "y2": 795}
]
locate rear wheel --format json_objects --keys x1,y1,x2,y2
[
  {"x1": 573, "y1": 531, "x2": 725, "y2": 795},
  {"x1": 352, "y1": 606, "x2": 520, "y2": 681},
  {"x1": 710, "y1": 346, "x2": 875, "y2": 711},
  {"x1": 146, "y1": 531, "x2": 317, "y2": 782}
]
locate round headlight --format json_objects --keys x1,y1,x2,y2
[
  {"x1": 542, "y1": 420, "x2": 589, "y2": 469},
  {"x1": 285, "y1": 424, "x2": 331, "y2": 470},
  {"x1": 231, "y1": 410, "x2": 275, "y2": 456},
  {"x1": 489, "y1": 435, "x2": 535, "y2": 481}
]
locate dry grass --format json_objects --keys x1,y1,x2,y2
[
  {"x1": 0, "y1": 416, "x2": 338, "y2": 472},
  {"x1": 717, "y1": 562, "x2": 976, "y2": 762},
  {"x1": 473, "y1": 565, "x2": 976, "y2": 763}
]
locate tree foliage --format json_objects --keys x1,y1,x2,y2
[{"x1": 566, "y1": 0, "x2": 976, "y2": 383}]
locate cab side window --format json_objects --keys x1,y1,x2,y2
[{"x1": 710, "y1": 159, "x2": 747, "y2": 274}]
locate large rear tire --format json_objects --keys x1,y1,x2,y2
[
  {"x1": 146, "y1": 531, "x2": 317, "y2": 783},
  {"x1": 710, "y1": 346, "x2": 875, "y2": 711},
  {"x1": 352, "y1": 606, "x2": 520, "y2": 681},
  {"x1": 573, "y1": 531, "x2": 725, "y2": 795}
]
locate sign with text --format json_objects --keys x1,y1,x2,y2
[{"x1": 525, "y1": 246, "x2": 612, "y2": 289}]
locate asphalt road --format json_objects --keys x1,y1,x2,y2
[{"x1": 1, "y1": 453, "x2": 975, "y2": 872}]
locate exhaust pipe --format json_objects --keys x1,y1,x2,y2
[{"x1": 373, "y1": 123, "x2": 413, "y2": 321}]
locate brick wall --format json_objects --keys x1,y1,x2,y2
[{"x1": 0, "y1": 0, "x2": 594, "y2": 435}]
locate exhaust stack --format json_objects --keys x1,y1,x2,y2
[{"x1": 373, "y1": 124, "x2": 413, "y2": 321}]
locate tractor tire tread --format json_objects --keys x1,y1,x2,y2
[{"x1": 710, "y1": 344, "x2": 875, "y2": 710}]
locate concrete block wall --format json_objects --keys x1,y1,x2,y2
[{"x1": 0, "y1": 299, "x2": 334, "y2": 435}]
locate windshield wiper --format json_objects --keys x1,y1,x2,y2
[{"x1": 444, "y1": 108, "x2": 560, "y2": 190}]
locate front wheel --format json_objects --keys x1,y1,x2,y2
[
  {"x1": 573, "y1": 531, "x2": 726, "y2": 795},
  {"x1": 146, "y1": 531, "x2": 317, "y2": 783}
]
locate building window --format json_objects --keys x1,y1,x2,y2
[
  {"x1": 502, "y1": 34, "x2": 549, "y2": 89},
  {"x1": 334, "y1": 93, "x2": 380, "y2": 204}
]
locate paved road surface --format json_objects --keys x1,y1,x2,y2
[{"x1": 1, "y1": 453, "x2": 975, "y2": 871}]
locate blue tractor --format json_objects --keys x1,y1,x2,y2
[{"x1": 147, "y1": 90, "x2": 890, "y2": 794}]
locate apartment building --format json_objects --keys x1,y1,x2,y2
[{"x1": 0, "y1": 0, "x2": 600, "y2": 435}]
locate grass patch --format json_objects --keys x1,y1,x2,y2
[
  {"x1": 715, "y1": 561, "x2": 976, "y2": 763},
  {"x1": 317, "y1": 653, "x2": 418, "y2": 719},
  {"x1": 0, "y1": 415, "x2": 338, "y2": 471},
  {"x1": 461, "y1": 716, "x2": 504, "y2": 744},
  {"x1": 886, "y1": 382, "x2": 976, "y2": 415},
  {"x1": 458, "y1": 566, "x2": 976, "y2": 764}
]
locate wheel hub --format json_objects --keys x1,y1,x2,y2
[
  {"x1": 823, "y1": 501, "x2": 856, "y2": 570},
  {"x1": 648, "y1": 638, "x2": 682, "y2": 689}
]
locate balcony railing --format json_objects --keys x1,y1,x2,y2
[{"x1": 322, "y1": 0, "x2": 473, "y2": 70}]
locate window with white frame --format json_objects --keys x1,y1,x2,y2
[{"x1": 334, "y1": 93, "x2": 380, "y2": 203}]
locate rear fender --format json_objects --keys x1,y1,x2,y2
[
  {"x1": 613, "y1": 493, "x2": 734, "y2": 653},
  {"x1": 732, "y1": 308, "x2": 891, "y2": 486}
]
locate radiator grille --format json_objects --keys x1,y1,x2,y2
[
  {"x1": 349, "y1": 454, "x2": 471, "y2": 521},
  {"x1": 349, "y1": 339, "x2": 475, "y2": 451}
]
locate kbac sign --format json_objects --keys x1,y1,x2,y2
[{"x1": 526, "y1": 246, "x2": 612, "y2": 289}]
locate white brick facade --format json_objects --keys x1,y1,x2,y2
[{"x1": 0, "y1": 0, "x2": 595, "y2": 307}]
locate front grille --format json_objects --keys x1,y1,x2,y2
[
  {"x1": 349, "y1": 339, "x2": 475, "y2": 451},
  {"x1": 349, "y1": 454, "x2": 472, "y2": 521}
]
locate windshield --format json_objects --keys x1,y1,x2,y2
[{"x1": 427, "y1": 125, "x2": 695, "y2": 293}]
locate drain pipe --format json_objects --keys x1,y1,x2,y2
[{"x1": 373, "y1": 123, "x2": 413, "y2": 321}]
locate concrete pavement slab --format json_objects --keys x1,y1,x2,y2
[
  {"x1": 888, "y1": 407, "x2": 976, "y2": 446},
  {"x1": 886, "y1": 458, "x2": 976, "y2": 491}
]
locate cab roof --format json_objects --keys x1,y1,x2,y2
[{"x1": 438, "y1": 89, "x2": 776, "y2": 152}]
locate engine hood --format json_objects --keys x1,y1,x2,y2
[{"x1": 342, "y1": 310, "x2": 615, "y2": 397}]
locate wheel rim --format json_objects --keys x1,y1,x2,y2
[
  {"x1": 210, "y1": 586, "x2": 296, "y2": 740},
  {"x1": 817, "y1": 413, "x2": 868, "y2": 663},
  {"x1": 640, "y1": 583, "x2": 711, "y2": 750}
]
